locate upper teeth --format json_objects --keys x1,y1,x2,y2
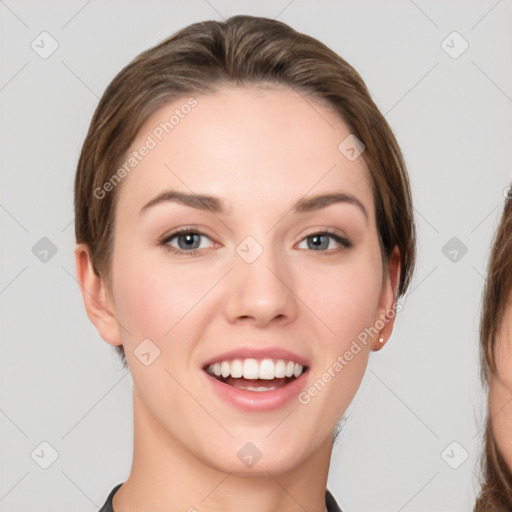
[{"x1": 207, "y1": 358, "x2": 305, "y2": 380}]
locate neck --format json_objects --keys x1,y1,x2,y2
[{"x1": 113, "y1": 388, "x2": 333, "y2": 512}]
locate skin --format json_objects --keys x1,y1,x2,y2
[
  {"x1": 75, "y1": 85, "x2": 401, "y2": 512},
  {"x1": 489, "y1": 297, "x2": 512, "y2": 472}
]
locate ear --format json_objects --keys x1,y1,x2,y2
[
  {"x1": 74, "y1": 243, "x2": 122, "y2": 347},
  {"x1": 371, "y1": 246, "x2": 401, "y2": 351}
]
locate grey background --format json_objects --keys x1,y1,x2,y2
[{"x1": 1, "y1": 1, "x2": 511, "y2": 510}]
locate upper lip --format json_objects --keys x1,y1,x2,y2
[{"x1": 201, "y1": 346, "x2": 310, "y2": 369}]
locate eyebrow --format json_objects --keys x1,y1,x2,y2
[{"x1": 139, "y1": 189, "x2": 368, "y2": 220}]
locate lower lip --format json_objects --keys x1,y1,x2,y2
[{"x1": 202, "y1": 370, "x2": 309, "y2": 412}]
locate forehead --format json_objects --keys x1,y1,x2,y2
[{"x1": 115, "y1": 85, "x2": 374, "y2": 222}]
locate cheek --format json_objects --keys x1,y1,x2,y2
[
  {"x1": 490, "y1": 376, "x2": 512, "y2": 472},
  {"x1": 302, "y1": 253, "x2": 383, "y2": 341},
  {"x1": 111, "y1": 240, "x2": 214, "y2": 343},
  {"x1": 295, "y1": 250, "x2": 383, "y2": 407},
  {"x1": 485, "y1": 315, "x2": 512, "y2": 471}
]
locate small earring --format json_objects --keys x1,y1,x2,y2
[{"x1": 378, "y1": 332, "x2": 385, "y2": 343}]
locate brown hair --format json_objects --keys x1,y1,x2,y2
[
  {"x1": 474, "y1": 192, "x2": 512, "y2": 510},
  {"x1": 74, "y1": 15, "x2": 416, "y2": 364}
]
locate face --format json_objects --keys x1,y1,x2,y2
[
  {"x1": 490, "y1": 295, "x2": 512, "y2": 471},
  {"x1": 81, "y1": 85, "x2": 399, "y2": 475}
]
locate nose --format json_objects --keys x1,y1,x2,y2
[{"x1": 224, "y1": 238, "x2": 298, "y2": 328}]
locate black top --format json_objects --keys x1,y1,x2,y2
[{"x1": 99, "y1": 483, "x2": 343, "y2": 512}]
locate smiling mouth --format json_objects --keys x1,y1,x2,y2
[{"x1": 203, "y1": 359, "x2": 309, "y2": 392}]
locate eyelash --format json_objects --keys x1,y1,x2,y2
[{"x1": 159, "y1": 226, "x2": 353, "y2": 256}]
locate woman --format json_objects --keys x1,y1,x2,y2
[
  {"x1": 474, "y1": 189, "x2": 512, "y2": 510},
  {"x1": 73, "y1": 15, "x2": 415, "y2": 512}
]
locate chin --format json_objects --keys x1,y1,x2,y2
[{"x1": 200, "y1": 436, "x2": 312, "y2": 476}]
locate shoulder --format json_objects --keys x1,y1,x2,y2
[
  {"x1": 98, "y1": 483, "x2": 123, "y2": 512},
  {"x1": 99, "y1": 484, "x2": 342, "y2": 512},
  {"x1": 326, "y1": 488, "x2": 344, "y2": 512}
]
